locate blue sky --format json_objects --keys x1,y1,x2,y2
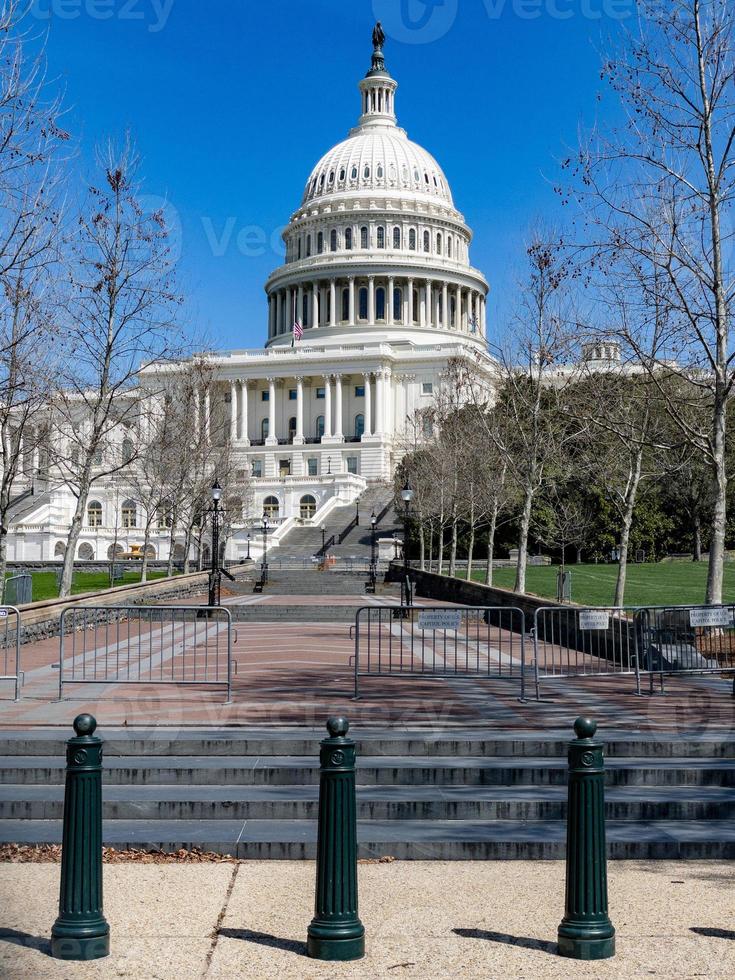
[{"x1": 40, "y1": 0, "x2": 632, "y2": 349}]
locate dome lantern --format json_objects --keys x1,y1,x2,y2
[{"x1": 358, "y1": 22, "x2": 398, "y2": 129}]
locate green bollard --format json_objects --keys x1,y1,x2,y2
[
  {"x1": 51, "y1": 714, "x2": 110, "y2": 961},
  {"x1": 557, "y1": 717, "x2": 615, "y2": 960},
  {"x1": 307, "y1": 716, "x2": 365, "y2": 961}
]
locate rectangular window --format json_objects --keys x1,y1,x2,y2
[
  {"x1": 316, "y1": 387, "x2": 325, "y2": 399},
  {"x1": 308, "y1": 458, "x2": 318, "y2": 476},
  {"x1": 288, "y1": 389, "x2": 297, "y2": 400},
  {"x1": 261, "y1": 390, "x2": 269, "y2": 401},
  {"x1": 251, "y1": 459, "x2": 263, "y2": 478},
  {"x1": 422, "y1": 382, "x2": 433, "y2": 395},
  {"x1": 354, "y1": 385, "x2": 365, "y2": 397},
  {"x1": 346, "y1": 457, "x2": 358, "y2": 475}
]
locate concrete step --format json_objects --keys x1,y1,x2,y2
[
  {"x1": 2, "y1": 729, "x2": 733, "y2": 758},
  {"x1": 3, "y1": 783, "x2": 734, "y2": 822},
  {"x1": 2, "y1": 817, "x2": 734, "y2": 859},
  {"x1": 3, "y1": 755, "x2": 735, "y2": 786}
]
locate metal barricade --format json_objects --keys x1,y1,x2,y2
[
  {"x1": 3, "y1": 574, "x2": 31, "y2": 606},
  {"x1": 531, "y1": 606, "x2": 641, "y2": 699},
  {"x1": 0, "y1": 605, "x2": 22, "y2": 701},
  {"x1": 634, "y1": 604, "x2": 735, "y2": 692},
  {"x1": 353, "y1": 605, "x2": 526, "y2": 699},
  {"x1": 59, "y1": 604, "x2": 233, "y2": 702}
]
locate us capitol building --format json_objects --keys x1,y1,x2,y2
[{"x1": 7, "y1": 26, "x2": 495, "y2": 564}]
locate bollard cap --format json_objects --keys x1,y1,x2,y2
[
  {"x1": 327, "y1": 716, "x2": 349, "y2": 738},
  {"x1": 73, "y1": 714, "x2": 97, "y2": 737},
  {"x1": 573, "y1": 717, "x2": 597, "y2": 740}
]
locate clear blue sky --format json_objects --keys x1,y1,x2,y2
[{"x1": 42, "y1": 0, "x2": 631, "y2": 349}]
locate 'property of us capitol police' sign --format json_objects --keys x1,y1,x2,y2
[
  {"x1": 689, "y1": 607, "x2": 734, "y2": 628},
  {"x1": 417, "y1": 610, "x2": 462, "y2": 632}
]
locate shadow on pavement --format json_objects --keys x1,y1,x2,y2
[
  {"x1": 453, "y1": 927, "x2": 557, "y2": 955},
  {"x1": 0, "y1": 929, "x2": 52, "y2": 956},
  {"x1": 690, "y1": 927, "x2": 735, "y2": 940},
  {"x1": 218, "y1": 928, "x2": 308, "y2": 956}
]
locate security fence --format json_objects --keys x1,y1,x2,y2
[
  {"x1": 353, "y1": 604, "x2": 527, "y2": 699},
  {"x1": 0, "y1": 605, "x2": 22, "y2": 701},
  {"x1": 59, "y1": 604, "x2": 233, "y2": 702},
  {"x1": 528, "y1": 603, "x2": 735, "y2": 699}
]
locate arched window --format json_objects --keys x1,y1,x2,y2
[
  {"x1": 144, "y1": 544, "x2": 156, "y2": 558},
  {"x1": 360, "y1": 226, "x2": 368, "y2": 249},
  {"x1": 316, "y1": 415, "x2": 325, "y2": 439},
  {"x1": 261, "y1": 418, "x2": 269, "y2": 440},
  {"x1": 106, "y1": 543, "x2": 124, "y2": 560},
  {"x1": 339, "y1": 168, "x2": 345, "y2": 181},
  {"x1": 412, "y1": 288, "x2": 420, "y2": 323},
  {"x1": 54, "y1": 541, "x2": 66, "y2": 558},
  {"x1": 424, "y1": 172, "x2": 430, "y2": 184},
  {"x1": 447, "y1": 237, "x2": 452, "y2": 257},
  {"x1": 351, "y1": 165, "x2": 358, "y2": 179},
  {"x1": 345, "y1": 227, "x2": 352, "y2": 250},
  {"x1": 319, "y1": 173, "x2": 325, "y2": 187},
  {"x1": 393, "y1": 226, "x2": 401, "y2": 249},
  {"x1": 393, "y1": 287, "x2": 403, "y2": 322},
  {"x1": 317, "y1": 231, "x2": 324, "y2": 254},
  {"x1": 376, "y1": 226, "x2": 385, "y2": 249},
  {"x1": 436, "y1": 232, "x2": 442, "y2": 253},
  {"x1": 328, "y1": 170, "x2": 335, "y2": 185},
  {"x1": 413, "y1": 168, "x2": 420, "y2": 182},
  {"x1": 300, "y1": 494, "x2": 317, "y2": 519},
  {"x1": 121, "y1": 437, "x2": 134, "y2": 464},
  {"x1": 263, "y1": 495, "x2": 279, "y2": 519},
  {"x1": 78, "y1": 542, "x2": 94, "y2": 561},
  {"x1": 375, "y1": 287, "x2": 386, "y2": 321},
  {"x1": 330, "y1": 229, "x2": 337, "y2": 252},
  {"x1": 342, "y1": 288, "x2": 349, "y2": 321},
  {"x1": 450, "y1": 296, "x2": 457, "y2": 327},
  {"x1": 306, "y1": 234, "x2": 311, "y2": 257},
  {"x1": 157, "y1": 505, "x2": 172, "y2": 528},
  {"x1": 288, "y1": 416, "x2": 297, "y2": 440},
  {"x1": 358, "y1": 287, "x2": 368, "y2": 320},
  {"x1": 87, "y1": 501, "x2": 102, "y2": 527},
  {"x1": 355, "y1": 414, "x2": 365, "y2": 439},
  {"x1": 423, "y1": 230, "x2": 430, "y2": 252},
  {"x1": 409, "y1": 229, "x2": 416, "y2": 251},
  {"x1": 121, "y1": 499, "x2": 137, "y2": 528},
  {"x1": 297, "y1": 239, "x2": 301, "y2": 260},
  {"x1": 363, "y1": 165, "x2": 370, "y2": 179}
]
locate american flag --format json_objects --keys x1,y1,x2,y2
[{"x1": 293, "y1": 319, "x2": 303, "y2": 341}]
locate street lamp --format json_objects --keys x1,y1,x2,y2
[
  {"x1": 261, "y1": 512, "x2": 269, "y2": 584},
  {"x1": 401, "y1": 480, "x2": 415, "y2": 608},
  {"x1": 246, "y1": 533, "x2": 251, "y2": 560},
  {"x1": 320, "y1": 524, "x2": 326, "y2": 554},
  {"x1": 370, "y1": 510, "x2": 377, "y2": 589},
  {"x1": 327, "y1": 456, "x2": 332, "y2": 475},
  {"x1": 208, "y1": 479, "x2": 222, "y2": 606}
]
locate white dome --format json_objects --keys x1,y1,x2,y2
[{"x1": 302, "y1": 127, "x2": 454, "y2": 208}]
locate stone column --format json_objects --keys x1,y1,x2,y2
[
  {"x1": 481, "y1": 295, "x2": 487, "y2": 337},
  {"x1": 334, "y1": 375, "x2": 344, "y2": 440},
  {"x1": 407, "y1": 278, "x2": 414, "y2": 325},
  {"x1": 324, "y1": 376, "x2": 333, "y2": 438},
  {"x1": 348, "y1": 277, "x2": 356, "y2": 326},
  {"x1": 266, "y1": 378, "x2": 277, "y2": 445},
  {"x1": 387, "y1": 276, "x2": 395, "y2": 325},
  {"x1": 312, "y1": 281, "x2": 319, "y2": 329},
  {"x1": 383, "y1": 369, "x2": 393, "y2": 437},
  {"x1": 455, "y1": 285, "x2": 462, "y2": 330},
  {"x1": 442, "y1": 282, "x2": 448, "y2": 329},
  {"x1": 363, "y1": 373, "x2": 372, "y2": 438},
  {"x1": 294, "y1": 378, "x2": 305, "y2": 444},
  {"x1": 329, "y1": 280, "x2": 337, "y2": 327},
  {"x1": 268, "y1": 296, "x2": 275, "y2": 338},
  {"x1": 240, "y1": 381, "x2": 250, "y2": 445},
  {"x1": 368, "y1": 276, "x2": 375, "y2": 323},
  {"x1": 425, "y1": 279, "x2": 432, "y2": 327},
  {"x1": 375, "y1": 371, "x2": 384, "y2": 436},
  {"x1": 230, "y1": 382, "x2": 238, "y2": 442}
]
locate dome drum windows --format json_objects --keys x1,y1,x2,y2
[
  {"x1": 423, "y1": 230, "x2": 430, "y2": 253},
  {"x1": 376, "y1": 226, "x2": 385, "y2": 249},
  {"x1": 345, "y1": 227, "x2": 353, "y2": 250},
  {"x1": 317, "y1": 232, "x2": 324, "y2": 254},
  {"x1": 393, "y1": 226, "x2": 401, "y2": 249},
  {"x1": 330, "y1": 229, "x2": 337, "y2": 252},
  {"x1": 375, "y1": 287, "x2": 386, "y2": 321},
  {"x1": 360, "y1": 226, "x2": 369, "y2": 249},
  {"x1": 409, "y1": 229, "x2": 417, "y2": 251},
  {"x1": 358, "y1": 287, "x2": 368, "y2": 321}
]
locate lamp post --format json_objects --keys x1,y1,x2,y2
[
  {"x1": 246, "y1": 533, "x2": 251, "y2": 560},
  {"x1": 261, "y1": 513, "x2": 269, "y2": 585},
  {"x1": 327, "y1": 456, "x2": 332, "y2": 475},
  {"x1": 400, "y1": 480, "x2": 415, "y2": 608},
  {"x1": 208, "y1": 480, "x2": 222, "y2": 607},
  {"x1": 370, "y1": 511, "x2": 377, "y2": 589},
  {"x1": 320, "y1": 524, "x2": 326, "y2": 554}
]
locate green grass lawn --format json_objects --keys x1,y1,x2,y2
[
  {"x1": 471, "y1": 561, "x2": 735, "y2": 607},
  {"x1": 4, "y1": 569, "x2": 173, "y2": 603}
]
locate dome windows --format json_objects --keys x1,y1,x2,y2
[
  {"x1": 377, "y1": 226, "x2": 385, "y2": 249},
  {"x1": 339, "y1": 168, "x2": 346, "y2": 181},
  {"x1": 363, "y1": 165, "x2": 370, "y2": 179},
  {"x1": 330, "y1": 229, "x2": 337, "y2": 252},
  {"x1": 351, "y1": 166, "x2": 358, "y2": 180},
  {"x1": 423, "y1": 230, "x2": 430, "y2": 252},
  {"x1": 377, "y1": 163, "x2": 384, "y2": 179},
  {"x1": 424, "y1": 172, "x2": 430, "y2": 184},
  {"x1": 341, "y1": 288, "x2": 350, "y2": 321},
  {"x1": 376, "y1": 287, "x2": 386, "y2": 321},
  {"x1": 358, "y1": 287, "x2": 368, "y2": 320},
  {"x1": 317, "y1": 231, "x2": 324, "y2": 254},
  {"x1": 393, "y1": 226, "x2": 401, "y2": 249},
  {"x1": 360, "y1": 226, "x2": 369, "y2": 249},
  {"x1": 306, "y1": 235, "x2": 312, "y2": 257},
  {"x1": 409, "y1": 228, "x2": 417, "y2": 251},
  {"x1": 436, "y1": 232, "x2": 442, "y2": 253},
  {"x1": 345, "y1": 227, "x2": 353, "y2": 250},
  {"x1": 319, "y1": 173, "x2": 325, "y2": 187},
  {"x1": 393, "y1": 287, "x2": 403, "y2": 321},
  {"x1": 447, "y1": 237, "x2": 452, "y2": 258},
  {"x1": 328, "y1": 170, "x2": 335, "y2": 184},
  {"x1": 413, "y1": 168, "x2": 420, "y2": 182}
]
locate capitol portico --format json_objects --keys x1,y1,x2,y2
[{"x1": 5, "y1": 25, "x2": 495, "y2": 564}]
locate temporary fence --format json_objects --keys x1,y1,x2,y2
[
  {"x1": 58, "y1": 604, "x2": 233, "y2": 702},
  {"x1": 0, "y1": 605, "x2": 22, "y2": 701},
  {"x1": 353, "y1": 604, "x2": 527, "y2": 699}
]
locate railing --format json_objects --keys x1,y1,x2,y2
[
  {"x1": 338, "y1": 516, "x2": 359, "y2": 544},
  {"x1": 353, "y1": 604, "x2": 527, "y2": 699},
  {"x1": 316, "y1": 534, "x2": 336, "y2": 558},
  {"x1": 0, "y1": 606, "x2": 22, "y2": 701},
  {"x1": 59, "y1": 604, "x2": 233, "y2": 702}
]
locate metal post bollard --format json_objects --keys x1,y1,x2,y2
[
  {"x1": 557, "y1": 717, "x2": 615, "y2": 960},
  {"x1": 307, "y1": 716, "x2": 365, "y2": 961},
  {"x1": 51, "y1": 714, "x2": 110, "y2": 960}
]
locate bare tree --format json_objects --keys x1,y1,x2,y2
[
  {"x1": 53, "y1": 138, "x2": 181, "y2": 597},
  {"x1": 571, "y1": 0, "x2": 735, "y2": 602}
]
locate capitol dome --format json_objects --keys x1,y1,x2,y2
[{"x1": 264, "y1": 24, "x2": 488, "y2": 350}]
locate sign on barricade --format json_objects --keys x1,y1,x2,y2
[
  {"x1": 417, "y1": 610, "x2": 462, "y2": 632},
  {"x1": 0, "y1": 605, "x2": 22, "y2": 701}
]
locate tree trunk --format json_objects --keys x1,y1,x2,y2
[
  {"x1": 466, "y1": 496, "x2": 475, "y2": 581},
  {"x1": 141, "y1": 521, "x2": 153, "y2": 583},
  {"x1": 514, "y1": 485, "x2": 534, "y2": 594},
  {"x1": 706, "y1": 408, "x2": 727, "y2": 603},
  {"x1": 427, "y1": 523, "x2": 434, "y2": 573},
  {"x1": 183, "y1": 522, "x2": 194, "y2": 574},
  {"x1": 613, "y1": 448, "x2": 643, "y2": 608},
  {"x1": 419, "y1": 520, "x2": 425, "y2": 571},
  {"x1": 59, "y1": 467, "x2": 93, "y2": 597},
  {"x1": 485, "y1": 501, "x2": 499, "y2": 586},
  {"x1": 576, "y1": 546, "x2": 582, "y2": 564},
  {"x1": 449, "y1": 512, "x2": 458, "y2": 578},
  {"x1": 437, "y1": 524, "x2": 444, "y2": 576},
  {"x1": 693, "y1": 515, "x2": 702, "y2": 563},
  {"x1": 0, "y1": 529, "x2": 8, "y2": 602},
  {"x1": 167, "y1": 513, "x2": 178, "y2": 577}
]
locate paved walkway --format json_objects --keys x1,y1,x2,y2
[
  {"x1": 1, "y1": 860, "x2": 734, "y2": 978},
  {"x1": 1, "y1": 595, "x2": 734, "y2": 731}
]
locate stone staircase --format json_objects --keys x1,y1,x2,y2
[{"x1": 1, "y1": 728, "x2": 734, "y2": 859}]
